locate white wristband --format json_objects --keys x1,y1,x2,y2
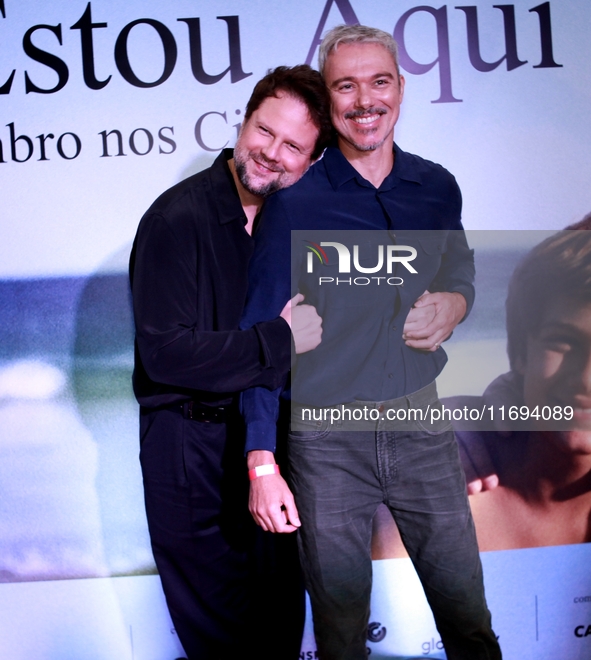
[{"x1": 248, "y1": 463, "x2": 280, "y2": 481}]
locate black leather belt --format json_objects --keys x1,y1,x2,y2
[{"x1": 180, "y1": 400, "x2": 231, "y2": 424}]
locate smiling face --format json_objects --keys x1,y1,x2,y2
[
  {"x1": 519, "y1": 297, "x2": 591, "y2": 453},
  {"x1": 233, "y1": 93, "x2": 318, "y2": 197},
  {"x1": 324, "y1": 42, "x2": 405, "y2": 157}
]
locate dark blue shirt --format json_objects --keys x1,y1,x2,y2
[{"x1": 240, "y1": 145, "x2": 474, "y2": 452}]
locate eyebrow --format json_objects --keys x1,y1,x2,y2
[
  {"x1": 329, "y1": 72, "x2": 395, "y2": 87},
  {"x1": 538, "y1": 321, "x2": 586, "y2": 337}
]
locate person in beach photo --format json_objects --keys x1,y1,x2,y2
[{"x1": 373, "y1": 220, "x2": 591, "y2": 557}]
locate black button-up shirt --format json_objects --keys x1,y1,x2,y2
[{"x1": 130, "y1": 149, "x2": 292, "y2": 408}]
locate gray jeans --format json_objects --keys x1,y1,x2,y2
[{"x1": 289, "y1": 383, "x2": 501, "y2": 660}]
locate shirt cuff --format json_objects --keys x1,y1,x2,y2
[
  {"x1": 254, "y1": 318, "x2": 293, "y2": 375},
  {"x1": 244, "y1": 420, "x2": 277, "y2": 454},
  {"x1": 448, "y1": 284, "x2": 475, "y2": 320}
]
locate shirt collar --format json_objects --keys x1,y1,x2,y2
[
  {"x1": 323, "y1": 143, "x2": 423, "y2": 191},
  {"x1": 210, "y1": 148, "x2": 248, "y2": 226}
]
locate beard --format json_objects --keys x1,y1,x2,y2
[
  {"x1": 233, "y1": 144, "x2": 285, "y2": 197},
  {"x1": 342, "y1": 107, "x2": 389, "y2": 152},
  {"x1": 347, "y1": 135, "x2": 388, "y2": 152}
]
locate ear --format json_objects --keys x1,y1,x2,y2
[{"x1": 398, "y1": 74, "x2": 406, "y2": 101}]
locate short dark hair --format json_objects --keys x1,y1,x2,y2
[
  {"x1": 506, "y1": 227, "x2": 591, "y2": 370},
  {"x1": 244, "y1": 65, "x2": 333, "y2": 161}
]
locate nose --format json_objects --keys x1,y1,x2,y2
[
  {"x1": 261, "y1": 137, "x2": 281, "y2": 162},
  {"x1": 355, "y1": 83, "x2": 372, "y2": 109}
]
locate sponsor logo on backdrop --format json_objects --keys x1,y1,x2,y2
[
  {"x1": 367, "y1": 621, "x2": 387, "y2": 643},
  {"x1": 422, "y1": 637, "x2": 445, "y2": 654}
]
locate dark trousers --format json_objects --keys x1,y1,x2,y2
[
  {"x1": 140, "y1": 405, "x2": 304, "y2": 660},
  {"x1": 289, "y1": 383, "x2": 502, "y2": 660}
]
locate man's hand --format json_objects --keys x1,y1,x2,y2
[
  {"x1": 403, "y1": 294, "x2": 436, "y2": 337},
  {"x1": 247, "y1": 450, "x2": 301, "y2": 533},
  {"x1": 402, "y1": 291, "x2": 467, "y2": 351},
  {"x1": 456, "y1": 431, "x2": 500, "y2": 495},
  {"x1": 280, "y1": 293, "x2": 322, "y2": 354}
]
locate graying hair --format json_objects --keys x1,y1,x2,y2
[{"x1": 318, "y1": 24, "x2": 400, "y2": 78}]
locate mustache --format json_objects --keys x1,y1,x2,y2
[{"x1": 344, "y1": 107, "x2": 387, "y2": 119}]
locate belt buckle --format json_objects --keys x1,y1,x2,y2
[{"x1": 186, "y1": 401, "x2": 223, "y2": 423}]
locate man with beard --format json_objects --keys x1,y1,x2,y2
[
  {"x1": 129, "y1": 65, "x2": 332, "y2": 660},
  {"x1": 241, "y1": 26, "x2": 501, "y2": 660}
]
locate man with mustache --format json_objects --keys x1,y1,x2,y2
[
  {"x1": 241, "y1": 25, "x2": 501, "y2": 659},
  {"x1": 129, "y1": 66, "x2": 331, "y2": 660}
]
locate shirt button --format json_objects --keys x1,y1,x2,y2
[
  {"x1": 392, "y1": 325, "x2": 397, "y2": 331},
  {"x1": 378, "y1": 405, "x2": 384, "y2": 413},
  {"x1": 388, "y1": 373, "x2": 393, "y2": 379}
]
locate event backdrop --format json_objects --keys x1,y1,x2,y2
[{"x1": 1, "y1": 1, "x2": 590, "y2": 658}]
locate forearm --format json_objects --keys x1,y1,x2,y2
[
  {"x1": 247, "y1": 448, "x2": 300, "y2": 533},
  {"x1": 135, "y1": 319, "x2": 291, "y2": 393},
  {"x1": 240, "y1": 385, "x2": 282, "y2": 453},
  {"x1": 247, "y1": 450, "x2": 276, "y2": 470},
  {"x1": 431, "y1": 229, "x2": 475, "y2": 319}
]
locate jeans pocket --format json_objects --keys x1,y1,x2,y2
[
  {"x1": 413, "y1": 399, "x2": 453, "y2": 436},
  {"x1": 289, "y1": 414, "x2": 332, "y2": 440}
]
